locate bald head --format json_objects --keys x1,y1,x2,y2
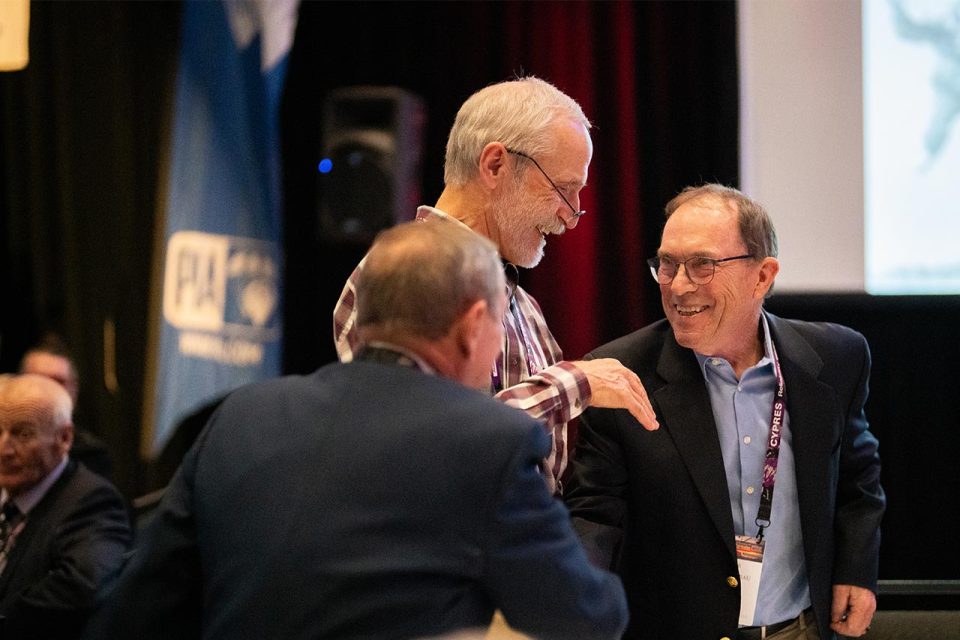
[
  {"x1": 357, "y1": 219, "x2": 505, "y2": 340},
  {"x1": 0, "y1": 374, "x2": 74, "y2": 497},
  {"x1": 356, "y1": 220, "x2": 507, "y2": 389}
]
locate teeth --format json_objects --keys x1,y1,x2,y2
[{"x1": 676, "y1": 305, "x2": 707, "y2": 316}]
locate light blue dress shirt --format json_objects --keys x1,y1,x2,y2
[{"x1": 695, "y1": 313, "x2": 811, "y2": 626}]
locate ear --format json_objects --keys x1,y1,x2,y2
[
  {"x1": 477, "y1": 142, "x2": 510, "y2": 190},
  {"x1": 57, "y1": 422, "x2": 74, "y2": 454},
  {"x1": 754, "y1": 257, "x2": 780, "y2": 299},
  {"x1": 453, "y1": 299, "x2": 490, "y2": 359}
]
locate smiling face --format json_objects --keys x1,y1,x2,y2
[
  {"x1": 658, "y1": 197, "x2": 778, "y2": 371},
  {"x1": 492, "y1": 118, "x2": 592, "y2": 268}
]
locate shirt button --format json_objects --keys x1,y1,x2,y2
[
  {"x1": 746, "y1": 486, "x2": 755, "y2": 495},
  {"x1": 726, "y1": 576, "x2": 739, "y2": 588},
  {"x1": 743, "y1": 436, "x2": 752, "y2": 444},
  {"x1": 711, "y1": 358, "x2": 721, "y2": 366}
]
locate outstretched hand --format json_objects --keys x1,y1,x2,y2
[{"x1": 573, "y1": 358, "x2": 659, "y2": 430}]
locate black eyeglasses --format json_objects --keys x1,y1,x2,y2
[
  {"x1": 505, "y1": 149, "x2": 586, "y2": 219},
  {"x1": 647, "y1": 254, "x2": 754, "y2": 285}
]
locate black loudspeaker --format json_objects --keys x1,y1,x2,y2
[{"x1": 317, "y1": 86, "x2": 426, "y2": 243}]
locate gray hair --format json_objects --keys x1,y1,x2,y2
[
  {"x1": 665, "y1": 183, "x2": 779, "y2": 260},
  {"x1": 443, "y1": 76, "x2": 591, "y2": 186},
  {"x1": 357, "y1": 220, "x2": 504, "y2": 340}
]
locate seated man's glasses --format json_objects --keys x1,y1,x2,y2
[
  {"x1": 506, "y1": 149, "x2": 586, "y2": 219},
  {"x1": 647, "y1": 254, "x2": 754, "y2": 285}
]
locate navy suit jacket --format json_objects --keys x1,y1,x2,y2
[
  {"x1": 88, "y1": 361, "x2": 627, "y2": 640},
  {"x1": 564, "y1": 313, "x2": 885, "y2": 640},
  {"x1": 0, "y1": 460, "x2": 131, "y2": 640}
]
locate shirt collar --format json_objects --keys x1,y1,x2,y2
[
  {"x1": 694, "y1": 312, "x2": 775, "y2": 378},
  {"x1": 416, "y1": 205, "x2": 481, "y2": 236},
  {"x1": 1, "y1": 455, "x2": 70, "y2": 515}
]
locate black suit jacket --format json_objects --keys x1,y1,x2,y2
[
  {"x1": 88, "y1": 361, "x2": 628, "y2": 640},
  {"x1": 564, "y1": 313, "x2": 885, "y2": 640},
  {"x1": 0, "y1": 460, "x2": 131, "y2": 640}
]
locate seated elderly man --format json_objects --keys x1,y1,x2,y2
[
  {"x1": 0, "y1": 374, "x2": 130, "y2": 639},
  {"x1": 85, "y1": 219, "x2": 628, "y2": 640}
]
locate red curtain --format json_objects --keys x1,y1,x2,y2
[{"x1": 500, "y1": 1, "x2": 648, "y2": 360}]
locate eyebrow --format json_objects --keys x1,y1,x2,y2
[{"x1": 558, "y1": 180, "x2": 586, "y2": 191}]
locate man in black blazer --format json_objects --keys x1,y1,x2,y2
[
  {"x1": 87, "y1": 219, "x2": 628, "y2": 640},
  {"x1": 0, "y1": 374, "x2": 131, "y2": 639},
  {"x1": 565, "y1": 184, "x2": 884, "y2": 640}
]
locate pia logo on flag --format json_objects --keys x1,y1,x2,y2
[{"x1": 163, "y1": 231, "x2": 280, "y2": 340}]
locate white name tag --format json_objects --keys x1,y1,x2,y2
[{"x1": 736, "y1": 535, "x2": 765, "y2": 626}]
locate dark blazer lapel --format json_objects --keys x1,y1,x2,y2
[
  {"x1": 765, "y1": 314, "x2": 839, "y2": 539},
  {"x1": 0, "y1": 461, "x2": 78, "y2": 596},
  {"x1": 654, "y1": 335, "x2": 737, "y2": 558}
]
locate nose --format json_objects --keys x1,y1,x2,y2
[
  {"x1": 0, "y1": 432, "x2": 14, "y2": 455},
  {"x1": 669, "y1": 263, "x2": 699, "y2": 295},
  {"x1": 560, "y1": 208, "x2": 580, "y2": 230}
]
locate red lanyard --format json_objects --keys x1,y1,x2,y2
[{"x1": 755, "y1": 343, "x2": 786, "y2": 541}]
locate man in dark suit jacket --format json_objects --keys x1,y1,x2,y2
[
  {"x1": 87, "y1": 219, "x2": 628, "y2": 640},
  {"x1": 565, "y1": 184, "x2": 884, "y2": 640},
  {"x1": 0, "y1": 374, "x2": 131, "y2": 639}
]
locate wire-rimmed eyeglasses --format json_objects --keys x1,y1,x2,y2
[
  {"x1": 647, "y1": 254, "x2": 754, "y2": 285},
  {"x1": 505, "y1": 149, "x2": 586, "y2": 219}
]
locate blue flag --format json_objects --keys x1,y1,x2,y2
[{"x1": 144, "y1": 0, "x2": 299, "y2": 458}]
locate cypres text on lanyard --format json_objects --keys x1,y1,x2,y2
[
  {"x1": 756, "y1": 342, "x2": 786, "y2": 541},
  {"x1": 734, "y1": 341, "x2": 787, "y2": 626}
]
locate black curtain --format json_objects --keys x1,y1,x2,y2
[{"x1": 0, "y1": 1, "x2": 181, "y2": 499}]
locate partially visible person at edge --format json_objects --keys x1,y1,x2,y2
[
  {"x1": 334, "y1": 76, "x2": 659, "y2": 493},
  {"x1": 564, "y1": 183, "x2": 885, "y2": 640},
  {"x1": 0, "y1": 374, "x2": 130, "y2": 640}
]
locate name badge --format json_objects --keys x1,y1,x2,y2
[{"x1": 735, "y1": 535, "x2": 765, "y2": 626}]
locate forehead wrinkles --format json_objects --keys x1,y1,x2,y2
[
  {"x1": 0, "y1": 388, "x2": 61, "y2": 432},
  {"x1": 662, "y1": 199, "x2": 742, "y2": 257}
]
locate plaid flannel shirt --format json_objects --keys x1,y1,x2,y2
[{"x1": 333, "y1": 207, "x2": 592, "y2": 492}]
